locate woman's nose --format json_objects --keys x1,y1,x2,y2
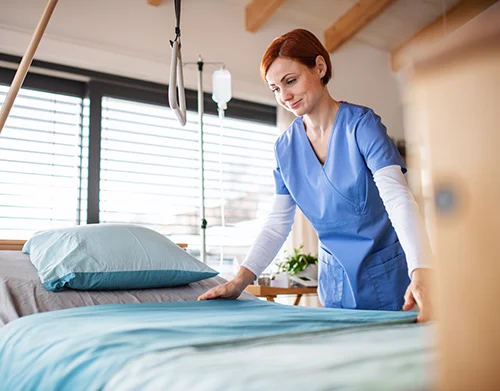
[{"x1": 281, "y1": 90, "x2": 292, "y2": 102}]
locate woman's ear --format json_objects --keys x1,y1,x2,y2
[{"x1": 315, "y1": 55, "x2": 327, "y2": 78}]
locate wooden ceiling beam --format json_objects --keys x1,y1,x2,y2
[
  {"x1": 391, "y1": 0, "x2": 498, "y2": 71},
  {"x1": 245, "y1": 0, "x2": 284, "y2": 33},
  {"x1": 324, "y1": 0, "x2": 398, "y2": 53}
]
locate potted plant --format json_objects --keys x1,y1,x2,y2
[{"x1": 272, "y1": 246, "x2": 318, "y2": 287}]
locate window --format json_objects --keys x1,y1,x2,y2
[
  {"x1": 0, "y1": 55, "x2": 278, "y2": 275},
  {"x1": 99, "y1": 97, "x2": 279, "y2": 271},
  {"x1": 0, "y1": 85, "x2": 87, "y2": 239}
]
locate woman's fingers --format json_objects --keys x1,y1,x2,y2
[
  {"x1": 412, "y1": 287, "x2": 431, "y2": 322},
  {"x1": 197, "y1": 291, "x2": 210, "y2": 301},
  {"x1": 402, "y1": 285, "x2": 416, "y2": 311},
  {"x1": 198, "y1": 286, "x2": 223, "y2": 301},
  {"x1": 404, "y1": 282, "x2": 431, "y2": 322},
  {"x1": 409, "y1": 268, "x2": 434, "y2": 322},
  {"x1": 198, "y1": 283, "x2": 241, "y2": 301}
]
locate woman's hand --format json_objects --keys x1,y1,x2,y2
[
  {"x1": 197, "y1": 280, "x2": 245, "y2": 301},
  {"x1": 403, "y1": 268, "x2": 433, "y2": 322},
  {"x1": 198, "y1": 266, "x2": 256, "y2": 301}
]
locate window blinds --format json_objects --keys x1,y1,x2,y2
[
  {"x1": 99, "y1": 96, "x2": 278, "y2": 263},
  {"x1": 0, "y1": 85, "x2": 87, "y2": 239}
]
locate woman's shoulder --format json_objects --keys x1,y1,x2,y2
[
  {"x1": 274, "y1": 116, "x2": 302, "y2": 151},
  {"x1": 340, "y1": 102, "x2": 384, "y2": 134},
  {"x1": 340, "y1": 101, "x2": 376, "y2": 119}
]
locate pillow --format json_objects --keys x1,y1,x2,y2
[{"x1": 22, "y1": 224, "x2": 218, "y2": 292}]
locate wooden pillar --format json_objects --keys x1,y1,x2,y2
[{"x1": 404, "y1": 3, "x2": 500, "y2": 390}]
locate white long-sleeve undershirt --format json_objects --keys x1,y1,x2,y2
[
  {"x1": 241, "y1": 165, "x2": 431, "y2": 279},
  {"x1": 240, "y1": 194, "x2": 296, "y2": 278},
  {"x1": 372, "y1": 165, "x2": 432, "y2": 277}
]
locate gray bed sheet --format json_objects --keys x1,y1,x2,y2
[{"x1": 0, "y1": 250, "x2": 255, "y2": 327}]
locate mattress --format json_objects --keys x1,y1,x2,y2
[{"x1": 0, "y1": 250, "x2": 253, "y2": 327}]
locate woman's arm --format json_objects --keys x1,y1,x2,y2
[
  {"x1": 240, "y1": 194, "x2": 296, "y2": 277},
  {"x1": 198, "y1": 194, "x2": 296, "y2": 300},
  {"x1": 373, "y1": 164, "x2": 433, "y2": 321},
  {"x1": 373, "y1": 165, "x2": 432, "y2": 277}
]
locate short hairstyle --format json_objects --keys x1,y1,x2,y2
[{"x1": 260, "y1": 29, "x2": 332, "y2": 85}]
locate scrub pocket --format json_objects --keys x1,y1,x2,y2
[
  {"x1": 317, "y1": 254, "x2": 345, "y2": 308},
  {"x1": 365, "y1": 242, "x2": 410, "y2": 311}
]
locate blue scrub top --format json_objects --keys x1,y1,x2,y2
[{"x1": 274, "y1": 102, "x2": 410, "y2": 310}]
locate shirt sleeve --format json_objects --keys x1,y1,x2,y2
[
  {"x1": 241, "y1": 194, "x2": 296, "y2": 278},
  {"x1": 373, "y1": 165, "x2": 432, "y2": 278},
  {"x1": 355, "y1": 109, "x2": 406, "y2": 175},
  {"x1": 273, "y1": 144, "x2": 290, "y2": 195},
  {"x1": 273, "y1": 166, "x2": 290, "y2": 195}
]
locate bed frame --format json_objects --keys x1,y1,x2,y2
[{"x1": 0, "y1": 240, "x2": 27, "y2": 251}]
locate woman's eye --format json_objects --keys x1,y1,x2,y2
[
  {"x1": 272, "y1": 88, "x2": 279, "y2": 93},
  {"x1": 287, "y1": 79, "x2": 296, "y2": 85}
]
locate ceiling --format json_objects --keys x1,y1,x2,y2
[
  {"x1": 0, "y1": 0, "x2": 477, "y2": 108},
  {"x1": 229, "y1": 0, "x2": 459, "y2": 51},
  {"x1": 0, "y1": 0, "x2": 461, "y2": 60}
]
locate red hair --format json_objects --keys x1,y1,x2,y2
[{"x1": 260, "y1": 29, "x2": 332, "y2": 85}]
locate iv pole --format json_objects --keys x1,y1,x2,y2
[
  {"x1": 183, "y1": 57, "x2": 227, "y2": 265},
  {"x1": 197, "y1": 58, "x2": 207, "y2": 265}
]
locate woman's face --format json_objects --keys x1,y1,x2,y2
[{"x1": 266, "y1": 56, "x2": 326, "y2": 116}]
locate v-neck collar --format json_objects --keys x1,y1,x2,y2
[{"x1": 299, "y1": 102, "x2": 345, "y2": 168}]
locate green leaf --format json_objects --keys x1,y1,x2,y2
[{"x1": 278, "y1": 246, "x2": 318, "y2": 276}]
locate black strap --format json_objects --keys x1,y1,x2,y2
[{"x1": 170, "y1": 0, "x2": 182, "y2": 48}]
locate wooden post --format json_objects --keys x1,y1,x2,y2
[
  {"x1": 404, "y1": 3, "x2": 500, "y2": 390},
  {"x1": 0, "y1": 0, "x2": 59, "y2": 134}
]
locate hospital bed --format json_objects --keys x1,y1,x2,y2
[
  {"x1": 0, "y1": 239, "x2": 433, "y2": 390},
  {"x1": 0, "y1": 298, "x2": 433, "y2": 391},
  {"x1": 0, "y1": 241, "x2": 432, "y2": 390}
]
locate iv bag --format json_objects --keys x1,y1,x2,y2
[{"x1": 212, "y1": 68, "x2": 232, "y2": 110}]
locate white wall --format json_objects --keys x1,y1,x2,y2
[
  {"x1": 330, "y1": 41, "x2": 404, "y2": 139},
  {"x1": 0, "y1": 0, "x2": 404, "y2": 138}
]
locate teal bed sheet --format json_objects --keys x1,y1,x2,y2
[
  {"x1": 0, "y1": 299, "x2": 431, "y2": 391},
  {"x1": 105, "y1": 318, "x2": 434, "y2": 391}
]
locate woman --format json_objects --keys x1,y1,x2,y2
[{"x1": 199, "y1": 29, "x2": 432, "y2": 322}]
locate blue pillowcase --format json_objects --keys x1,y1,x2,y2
[{"x1": 22, "y1": 224, "x2": 218, "y2": 292}]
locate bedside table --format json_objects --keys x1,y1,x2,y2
[{"x1": 245, "y1": 285, "x2": 317, "y2": 306}]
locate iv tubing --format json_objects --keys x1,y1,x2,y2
[{"x1": 218, "y1": 107, "x2": 226, "y2": 269}]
